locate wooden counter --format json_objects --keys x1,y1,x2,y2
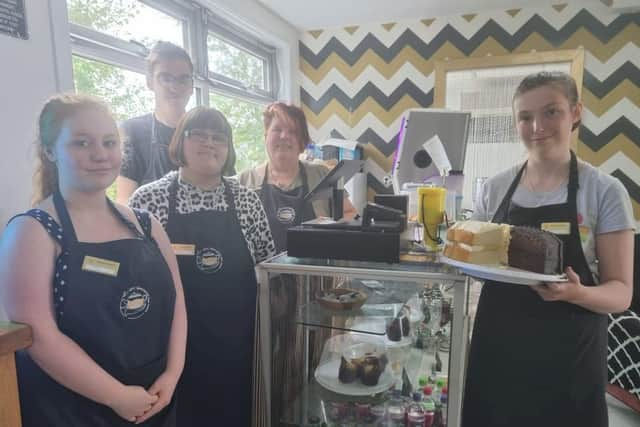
[{"x1": 0, "y1": 322, "x2": 32, "y2": 427}]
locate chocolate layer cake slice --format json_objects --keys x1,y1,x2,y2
[{"x1": 508, "y1": 226, "x2": 563, "y2": 274}]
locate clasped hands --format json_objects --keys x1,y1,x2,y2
[{"x1": 111, "y1": 371, "x2": 179, "y2": 424}]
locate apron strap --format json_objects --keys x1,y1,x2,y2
[
  {"x1": 53, "y1": 190, "x2": 78, "y2": 246},
  {"x1": 141, "y1": 114, "x2": 158, "y2": 184},
  {"x1": 106, "y1": 200, "x2": 146, "y2": 239},
  {"x1": 491, "y1": 163, "x2": 526, "y2": 224}
]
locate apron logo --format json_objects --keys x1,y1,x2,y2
[
  {"x1": 276, "y1": 207, "x2": 296, "y2": 224},
  {"x1": 196, "y1": 247, "x2": 223, "y2": 273},
  {"x1": 120, "y1": 287, "x2": 150, "y2": 320}
]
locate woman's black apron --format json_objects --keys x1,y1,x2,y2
[
  {"x1": 462, "y1": 152, "x2": 608, "y2": 427},
  {"x1": 259, "y1": 162, "x2": 315, "y2": 252},
  {"x1": 167, "y1": 177, "x2": 257, "y2": 426},
  {"x1": 15, "y1": 191, "x2": 176, "y2": 426}
]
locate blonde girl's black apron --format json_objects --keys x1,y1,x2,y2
[
  {"x1": 259, "y1": 161, "x2": 316, "y2": 252},
  {"x1": 167, "y1": 177, "x2": 257, "y2": 426},
  {"x1": 15, "y1": 191, "x2": 177, "y2": 427},
  {"x1": 462, "y1": 151, "x2": 608, "y2": 427}
]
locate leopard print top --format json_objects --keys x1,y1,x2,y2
[{"x1": 129, "y1": 171, "x2": 276, "y2": 263}]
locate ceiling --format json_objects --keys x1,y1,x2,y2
[{"x1": 258, "y1": 0, "x2": 599, "y2": 30}]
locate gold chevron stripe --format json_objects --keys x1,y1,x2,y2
[
  {"x1": 300, "y1": 42, "x2": 466, "y2": 84},
  {"x1": 382, "y1": 23, "x2": 396, "y2": 31},
  {"x1": 344, "y1": 26, "x2": 359, "y2": 35},
  {"x1": 552, "y1": 3, "x2": 568, "y2": 12},
  {"x1": 506, "y1": 8, "x2": 521, "y2": 17},
  {"x1": 362, "y1": 144, "x2": 396, "y2": 172},
  {"x1": 308, "y1": 30, "x2": 323, "y2": 39},
  {"x1": 577, "y1": 136, "x2": 640, "y2": 167},
  {"x1": 303, "y1": 93, "x2": 422, "y2": 128},
  {"x1": 301, "y1": 26, "x2": 638, "y2": 84},
  {"x1": 300, "y1": 23, "x2": 639, "y2": 83},
  {"x1": 468, "y1": 36, "x2": 511, "y2": 57},
  {"x1": 422, "y1": 18, "x2": 435, "y2": 27},
  {"x1": 582, "y1": 82, "x2": 640, "y2": 117},
  {"x1": 462, "y1": 14, "x2": 477, "y2": 23},
  {"x1": 559, "y1": 24, "x2": 640, "y2": 63},
  {"x1": 511, "y1": 32, "x2": 556, "y2": 54}
]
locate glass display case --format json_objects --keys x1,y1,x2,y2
[{"x1": 255, "y1": 254, "x2": 471, "y2": 427}]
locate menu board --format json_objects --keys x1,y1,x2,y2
[{"x1": 0, "y1": 0, "x2": 28, "y2": 40}]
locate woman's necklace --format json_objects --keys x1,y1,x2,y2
[
  {"x1": 269, "y1": 168, "x2": 297, "y2": 189},
  {"x1": 523, "y1": 166, "x2": 568, "y2": 194}
]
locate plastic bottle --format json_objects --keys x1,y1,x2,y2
[
  {"x1": 369, "y1": 403, "x2": 386, "y2": 427},
  {"x1": 440, "y1": 392, "x2": 448, "y2": 427},
  {"x1": 387, "y1": 389, "x2": 407, "y2": 427},
  {"x1": 421, "y1": 386, "x2": 435, "y2": 427},
  {"x1": 407, "y1": 392, "x2": 426, "y2": 427},
  {"x1": 432, "y1": 379, "x2": 445, "y2": 402},
  {"x1": 432, "y1": 401, "x2": 443, "y2": 427}
]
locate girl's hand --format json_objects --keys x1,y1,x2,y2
[
  {"x1": 134, "y1": 371, "x2": 179, "y2": 424},
  {"x1": 110, "y1": 385, "x2": 158, "y2": 422},
  {"x1": 532, "y1": 266, "x2": 585, "y2": 303}
]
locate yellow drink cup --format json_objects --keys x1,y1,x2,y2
[{"x1": 417, "y1": 186, "x2": 446, "y2": 251}]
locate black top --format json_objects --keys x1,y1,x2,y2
[{"x1": 120, "y1": 113, "x2": 177, "y2": 185}]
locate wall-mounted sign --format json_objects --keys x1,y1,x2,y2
[{"x1": 0, "y1": 0, "x2": 28, "y2": 40}]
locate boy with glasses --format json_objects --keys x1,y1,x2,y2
[{"x1": 117, "y1": 41, "x2": 194, "y2": 204}]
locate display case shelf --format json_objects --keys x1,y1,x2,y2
[{"x1": 256, "y1": 253, "x2": 470, "y2": 427}]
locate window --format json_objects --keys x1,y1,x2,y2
[
  {"x1": 67, "y1": 0, "x2": 184, "y2": 49},
  {"x1": 72, "y1": 56, "x2": 153, "y2": 121},
  {"x1": 67, "y1": 0, "x2": 279, "y2": 184},
  {"x1": 210, "y1": 93, "x2": 267, "y2": 173}
]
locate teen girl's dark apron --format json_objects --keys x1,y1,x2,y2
[
  {"x1": 259, "y1": 162, "x2": 315, "y2": 252},
  {"x1": 15, "y1": 191, "x2": 176, "y2": 427},
  {"x1": 167, "y1": 176, "x2": 257, "y2": 426},
  {"x1": 462, "y1": 151, "x2": 608, "y2": 427}
]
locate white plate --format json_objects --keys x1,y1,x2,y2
[
  {"x1": 314, "y1": 358, "x2": 395, "y2": 396},
  {"x1": 440, "y1": 256, "x2": 567, "y2": 286}
]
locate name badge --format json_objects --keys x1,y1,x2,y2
[
  {"x1": 541, "y1": 222, "x2": 571, "y2": 235},
  {"x1": 81, "y1": 256, "x2": 120, "y2": 277},
  {"x1": 172, "y1": 243, "x2": 196, "y2": 256}
]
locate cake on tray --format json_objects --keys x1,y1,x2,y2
[{"x1": 444, "y1": 220, "x2": 563, "y2": 275}]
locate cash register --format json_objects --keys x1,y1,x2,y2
[{"x1": 287, "y1": 160, "x2": 407, "y2": 263}]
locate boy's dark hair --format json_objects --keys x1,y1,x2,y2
[{"x1": 146, "y1": 41, "x2": 193, "y2": 76}]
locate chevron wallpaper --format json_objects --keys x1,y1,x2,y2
[{"x1": 299, "y1": 2, "x2": 640, "y2": 222}]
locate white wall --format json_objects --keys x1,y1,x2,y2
[
  {"x1": 199, "y1": 0, "x2": 301, "y2": 103},
  {"x1": 0, "y1": 0, "x2": 73, "y2": 320},
  {"x1": 1, "y1": 0, "x2": 72, "y2": 224}
]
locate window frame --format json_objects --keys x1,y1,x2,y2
[{"x1": 68, "y1": 0, "x2": 280, "y2": 107}]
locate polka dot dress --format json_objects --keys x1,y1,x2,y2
[{"x1": 25, "y1": 209, "x2": 69, "y2": 321}]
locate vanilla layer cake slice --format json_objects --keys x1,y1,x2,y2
[
  {"x1": 443, "y1": 242, "x2": 505, "y2": 265},
  {"x1": 446, "y1": 220, "x2": 511, "y2": 248}
]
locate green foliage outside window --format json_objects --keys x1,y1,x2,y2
[{"x1": 68, "y1": 0, "x2": 268, "y2": 200}]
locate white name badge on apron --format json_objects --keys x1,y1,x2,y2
[
  {"x1": 541, "y1": 222, "x2": 571, "y2": 235},
  {"x1": 81, "y1": 256, "x2": 120, "y2": 277},
  {"x1": 171, "y1": 243, "x2": 196, "y2": 256}
]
